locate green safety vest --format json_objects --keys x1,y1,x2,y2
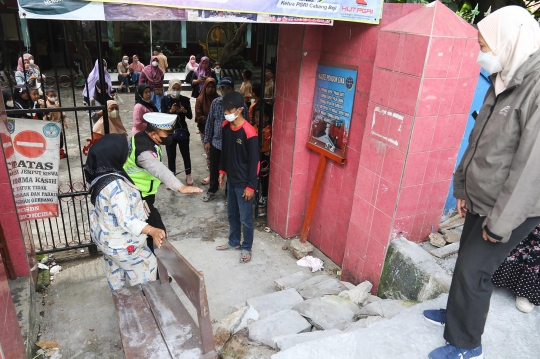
[{"x1": 124, "y1": 135, "x2": 162, "y2": 198}]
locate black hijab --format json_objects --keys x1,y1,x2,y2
[
  {"x1": 84, "y1": 134, "x2": 134, "y2": 205},
  {"x1": 13, "y1": 86, "x2": 30, "y2": 110},
  {"x1": 135, "y1": 84, "x2": 158, "y2": 112}
]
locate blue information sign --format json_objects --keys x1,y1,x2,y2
[{"x1": 309, "y1": 62, "x2": 358, "y2": 160}]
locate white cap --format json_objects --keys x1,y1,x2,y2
[{"x1": 143, "y1": 113, "x2": 176, "y2": 130}]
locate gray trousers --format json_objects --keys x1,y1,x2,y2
[{"x1": 444, "y1": 212, "x2": 540, "y2": 349}]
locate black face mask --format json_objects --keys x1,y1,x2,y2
[{"x1": 159, "y1": 135, "x2": 173, "y2": 146}]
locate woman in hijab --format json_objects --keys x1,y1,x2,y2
[
  {"x1": 195, "y1": 78, "x2": 219, "y2": 185},
  {"x1": 132, "y1": 84, "x2": 158, "y2": 135},
  {"x1": 117, "y1": 55, "x2": 131, "y2": 93},
  {"x1": 83, "y1": 59, "x2": 113, "y2": 105},
  {"x1": 139, "y1": 55, "x2": 164, "y2": 112},
  {"x1": 85, "y1": 134, "x2": 165, "y2": 291},
  {"x1": 161, "y1": 78, "x2": 193, "y2": 186},
  {"x1": 2, "y1": 89, "x2": 13, "y2": 110},
  {"x1": 92, "y1": 100, "x2": 128, "y2": 139},
  {"x1": 185, "y1": 55, "x2": 198, "y2": 74},
  {"x1": 15, "y1": 53, "x2": 41, "y2": 88},
  {"x1": 424, "y1": 7, "x2": 540, "y2": 359},
  {"x1": 191, "y1": 56, "x2": 216, "y2": 98}
]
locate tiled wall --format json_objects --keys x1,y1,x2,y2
[
  {"x1": 0, "y1": 255, "x2": 26, "y2": 358},
  {"x1": 342, "y1": 2, "x2": 479, "y2": 289}
]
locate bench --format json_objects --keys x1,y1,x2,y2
[{"x1": 112, "y1": 240, "x2": 217, "y2": 359}]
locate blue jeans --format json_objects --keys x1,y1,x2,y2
[
  {"x1": 118, "y1": 74, "x2": 130, "y2": 88},
  {"x1": 151, "y1": 92, "x2": 163, "y2": 112},
  {"x1": 131, "y1": 72, "x2": 141, "y2": 84},
  {"x1": 227, "y1": 183, "x2": 255, "y2": 251}
]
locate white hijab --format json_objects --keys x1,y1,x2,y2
[{"x1": 478, "y1": 6, "x2": 540, "y2": 95}]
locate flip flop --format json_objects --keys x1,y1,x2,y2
[
  {"x1": 240, "y1": 250, "x2": 252, "y2": 263},
  {"x1": 201, "y1": 176, "x2": 210, "y2": 185},
  {"x1": 186, "y1": 175, "x2": 193, "y2": 186},
  {"x1": 216, "y1": 244, "x2": 240, "y2": 250},
  {"x1": 202, "y1": 193, "x2": 217, "y2": 202}
]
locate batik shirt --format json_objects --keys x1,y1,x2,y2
[{"x1": 90, "y1": 179, "x2": 148, "y2": 255}]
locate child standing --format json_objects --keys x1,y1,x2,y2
[{"x1": 40, "y1": 88, "x2": 68, "y2": 158}]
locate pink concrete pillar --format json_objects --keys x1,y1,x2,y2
[
  {"x1": 0, "y1": 255, "x2": 26, "y2": 358},
  {"x1": 342, "y1": 2, "x2": 480, "y2": 289}
]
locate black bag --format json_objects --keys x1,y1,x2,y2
[{"x1": 172, "y1": 126, "x2": 189, "y2": 142}]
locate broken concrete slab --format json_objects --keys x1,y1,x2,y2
[
  {"x1": 247, "y1": 288, "x2": 304, "y2": 320},
  {"x1": 221, "y1": 329, "x2": 278, "y2": 359},
  {"x1": 378, "y1": 237, "x2": 452, "y2": 302},
  {"x1": 213, "y1": 306, "x2": 248, "y2": 351},
  {"x1": 439, "y1": 215, "x2": 465, "y2": 230},
  {"x1": 338, "y1": 281, "x2": 373, "y2": 307},
  {"x1": 274, "y1": 271, "x2": 312, "y2": 291},
  {"x1": 294, "y1": 275, "x2": 347, "y2": 300},
  {"x1": 429, "y1": 233, "x2": 446, "y2": 248},
  {"x1": 344, "y1": 316, "x2": 385, "y2": 331},
  {"x1": 233, "y1": 305, "x2": 260, "y2": 334},
  {"x1": 289, "y1": 238, "x2": 314, "y2": 259},
  {"x1": 341, "y1": 281, "x2": 356, "y2": 290},
  {"x1": 293, "y1": 295, "x2": 360, "y2": 330},
  {"x1": 443, "y1": 228, "x2": 462, "y2": 244},
  {"x1": 274, "y1": 329, "x2": 342, "y2": 351},
  {"x1": 248, "y1": 310, "x2": 311, "y2": 348},
  {"x1": 430, "y1": 242, "x2": 460, "y2": 259},
  {"x1": 354, "y1": 299, "x2": 411, "y2": 320}
]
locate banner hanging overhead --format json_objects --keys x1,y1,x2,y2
[
  {"x1": 6, "y1": 118, "x2": 61, "y2": 222},
  {"x1": 17, "y1": 0, "x2": 332, "y2": 24},
  {"x1": 85, "y1": 0, "x2": 382, "y2": 23}
]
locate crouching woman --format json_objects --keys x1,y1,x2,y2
[{"x1": 85, "y1": 134, "x2": 166, "y2": 290}]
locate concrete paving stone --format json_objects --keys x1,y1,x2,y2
[
  {"x1": 248, "y1": 310, "x2": 311, "y2": 348},
  {"x1": 233, "y1": 305, "x2": 260, "y2": 334},
  {"x1": 294, "y1": 275, "x2": 347, "y2": 299},
  {"x1": 272, "y1": 290, "x2": 540, "y2": 359},
  {"x1": 341, "y1": 281, "x2": 356, "y2": 290},
  {"x1": 429, "y1": 233, "x2": 446, "y2": 248},
  {"x1": 338, "y1": 280, "x2": 373, "y2": 307},
  {"x1": 247, "y1": 288, "x2": 304, "y2": 320},
  {"x1": 275, "y1": 271, "x2": 313, "y2": 291},
  {"x1": 442, "y1": 228, "x2": 462, "y2": 243},
  {"x1": 274, "y1": 329, "x2": 342, "y2": 351},
  {"x1": 354, "y1": 299, "x2": 411, "y2": 320},
  {"x1": 344, "y1": 316, "x2": 385, "y2": 332},
  {"x1": 293, "y1": 295, "x2": 360, "y2": 330},
  {"x1": 213, "y1": 306, "x2": 248, "y2": 351},
  {"x1": 289, "y1": 238, "x2": 314, "y2": 259}
]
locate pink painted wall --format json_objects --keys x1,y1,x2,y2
[{"x1": 268, "y1": 2, "x2": 479, "y2": 290}]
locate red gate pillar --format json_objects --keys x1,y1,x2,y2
[{"x1": 342, "y1": 2, "x2": 480, "y2": 289}]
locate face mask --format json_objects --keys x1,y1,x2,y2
[
  {"x1": 104, "y1": 67, "x2": 107, "y2": 71},
  {"x1": 123, "y1": 60, "x2": 128, "y2": 64},
  {"x1": 170, "y1": 90, "x2": 180, "y2": 98},
  {"x1": 476, "y1": 51, "x2": 503, "y2": 75},
  {"x1": 29, "y1": 60, "x2": 34, "y2": 65},
  {"x1": 6, "y1": 100, "x2": 14, "y2": 107},
  {"x1": 110, "y1": 110, "x2": 119, "y2": 118},
  {"x1": 48, "y1": 96, "x2": 58, "y2": 103},
  {"x1": 159, "y1": 135, "x2": 173, "y2": 146},
  {"x1": 152, "y1": 61, "x2": 158, "y2": 67},
  {"x1": 224, "y1": 111, "x2": 238, "y2": 122}
]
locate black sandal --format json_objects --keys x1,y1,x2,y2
[{"x1": 202, "y1": 193, "x2": 217, "y2": 202}]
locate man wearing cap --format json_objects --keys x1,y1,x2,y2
[
  {"x1": 203, "y1": 77, "x2": 249, "y2": 202},
  {"x1": 124, "y1": 113, "x2": 202, "y2": 253},
  {"x1": 153, "y1": 46, "x2": 168, "y2": 73},
  {"x1": 216, "y1": 92, "x2": 259, "y2": 263}
]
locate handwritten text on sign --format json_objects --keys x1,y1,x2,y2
[{"x1": 7, "y1": 119, "x2": 60, "y2": 221}]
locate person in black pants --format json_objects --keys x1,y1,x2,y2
[{"x1": 161, "y1": 79, "x2": 194, "y2": 185}]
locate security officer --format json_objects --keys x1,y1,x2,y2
[{"x1": 124, "y1": 113, "x2": 203, "y2": 252}]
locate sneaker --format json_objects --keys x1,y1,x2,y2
[
  {"x1": 259, "y1": 196, "x2": 267, "y2": 206},
  {"x1": 515, "y1": 296, "x2": 535, "y2": 313},
  {"x1": 423, "y1": 309, "x2": 446, "y2": 326},
  {"x1": 428, "y1": 343, "x2": 483, "y2": 359}
]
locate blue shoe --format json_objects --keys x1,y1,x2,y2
[
  {"x1": 423, "y1": 308, "x2": 446, "y2": 326},
  {"x1": 428, "y1": 343, "x2": 483, "y2": 359}
]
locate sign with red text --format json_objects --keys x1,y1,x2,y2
[{"x1": 7, "y1": 118, "x2": 60, "y2": 221}]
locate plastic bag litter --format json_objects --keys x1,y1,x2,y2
[
  {"x1": 50, "y1": 265, "x2": 62, "y2": 275},
  {"x1": 296, "y1": 255, "x2": 324, "y2": 272},
  {"x1": 38, "y1": 263, "x2": 48, "y2": 270}
]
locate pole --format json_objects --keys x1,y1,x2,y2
[
  {"x1": 150, "y1": 20, "x2": 153, "y2": 60},
  {"x1": 255, "y1": 24, "x2": 268, "y2": 217},
  {"x1": 95, "y1": 21, "x2": 109, "y2": 135},
  {"x1": 300, "y1": 154, "x2": 327, "y2": 243}
]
